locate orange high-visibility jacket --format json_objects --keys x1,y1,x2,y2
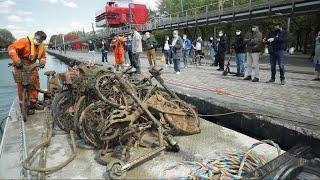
[
  {"x1": 8, "y1": 37, "x2": 46, "y2": 65},
  {"x1": 7, "y1": 37, "x2": 46, "y2": 101}
]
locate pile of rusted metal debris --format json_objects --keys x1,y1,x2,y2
[{"x1": 48, "y1": 64, "x2": 201, "y2": 178}]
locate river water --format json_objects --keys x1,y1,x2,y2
[{"x1": 0, "y1": 55, "x2": 68, "y2": 140}]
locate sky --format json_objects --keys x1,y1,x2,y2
[{"x1": 0, "y1": 0, "x2": 158, "y2": 39}]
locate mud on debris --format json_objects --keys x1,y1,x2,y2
[{"x1": 48, "y1": 64, "x2": 200, "y2": 178}]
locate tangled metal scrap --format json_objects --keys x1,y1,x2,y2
[{"x1": 50, "y1": 64, "x2": 201, "y2": 178}]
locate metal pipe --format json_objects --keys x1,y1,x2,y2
[{"x1": 121, "y1": 146, "x2": 166, "y2": 171}]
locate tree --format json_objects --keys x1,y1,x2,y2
[
  {"x1": 155, "y1": 0, "x2": 319, "y2": 54},
  {"x1": 0, "y1": 29, "x2": 15, "y2": 49}
]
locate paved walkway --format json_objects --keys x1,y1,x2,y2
[
  {"x1": 47, "y1": 50, "x2": 320, "y2": 139},
  {"x1": 55, "y1": 49, "x2": 315, "y2": 74}
]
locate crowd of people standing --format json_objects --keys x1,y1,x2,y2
[{"x1": 85, "y1": 25, "x2": 319, "y2": 84}]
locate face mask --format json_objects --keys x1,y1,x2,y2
[
  {"x1": 183, "y1": 37, "x2": 186, "y2": 40},
  {"x1": 34, "y1": 39, "x2": 40, "y2": 45},
  {"x1": 218, "y1": 33, "x2": 223, "y2": 37},
  {"x1": 236, "y1": 31, "x2": 241, "y2": 35},
  {"x1": 252, "y1": 28, "x2": 257, "y2": 32},
  {"x1": 166, "y1": 38, "x2": 169, "y2": 41},
  {"x1": 210, "y1": 37, "x2": 213, "y2": 40},
  {"x1": 146, "y1": 34, "x2": 150, "y2": 38},
  {"x1": 173, "y1": 34, "x2": 177, "y2": 38}
]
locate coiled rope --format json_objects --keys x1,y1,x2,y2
[{"x1": 161, "y1": 140, "x2": 281, "y2": 179}]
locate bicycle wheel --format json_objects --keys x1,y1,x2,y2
[{"x1": 52, "y1": 90, "x2": 75, "y2": 132}]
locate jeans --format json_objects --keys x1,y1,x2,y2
[
  {"x1": 127, "y1": 50, "x2": 133, "y2": 66},
  {"x1": 246, "y1": 52, "x2": 260, "y2": 78},
  {"x1": 89, "y1": 50, "x2": 95, "y2": 64},
  {"x1": 183, "y1": 49, "x2": 190, "y2": 66},
  {"x1": 173, "y1": 58, "x2": 180, "y2": 72},
  {"x1": 132, "y1": 53, "x2": 141, "y2": 73},
  {"x1": 124, "y1": 51, "x2": 129, "y2": 64},
  {"x1": 163, "y1": 50, "x2": 170, "y2": 64},
  {"x1": 209, "y1": 47, "x2": 216, "y2": 64},
  {"x1": 169, "y1": 50, "x2": 173, "y2": 64},
  {"x1": 102, "y1": 51, "x2": 107, "y2": 62},
  {"x1": 235, "y1": 53, "x2": 245, "y2": 75},
  {"x1": 270, "y1": 50, "x2": 285, "y2": 80}
]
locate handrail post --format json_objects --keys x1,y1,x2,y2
[
  {"x1": 218, "y1": 1, "x2": 221, "y2": 23},
  {"x1": 195, "y1": 10, "x2": 198, "y2": 26},
  {"x1": 268, "y1": 0, "x2": 271, "y2": 17},
  {"x1": 206, "y1": 5, "x2": 208, "y2": 25},
  {"x1": 178, "y1": 13, "x2": 180, "y2": 27},
  {"x1": 249, "y1": 0, "x2": 252, "y2": 19},
  {"x1": 185, "y1": 11, "x2": 188, "y2": 27},
  {"x1": 170, "y1": 14, "x2": 172, "y2": 30},
  {"x1": 232, "y1": 0, "x2": 235, "y2": 22}
]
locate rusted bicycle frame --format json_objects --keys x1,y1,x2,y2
[
  {"x1": 50, "y1": 65, "x2": 200, "y2": 179},
  {"x1": 11, "y1": 61, "x2": 52, "y2": 121}
]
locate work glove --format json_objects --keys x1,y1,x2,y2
[{"x1": 15, "y1": 61, "x2": 23, "y2": 69}]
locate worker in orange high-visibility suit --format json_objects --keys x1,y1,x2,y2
[
  {"x1": 110, "y1": 34, "x2": 127, "y2": 71},
  {"x1": 8, "y1": 31, "x2": 47, "y2": 115}
]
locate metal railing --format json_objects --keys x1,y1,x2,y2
[
  {"x1": 106, "y1": 0, "x2": 297, "y2": 35},
  {"x1": 56, "y1": 0, "x2": 317, "y2": 46}
]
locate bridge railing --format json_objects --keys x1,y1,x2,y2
[
  {"x1": 57, "y1": 0, "x2": 311, "y2": 46},
  {"x1": 148, "y1": 0, "x2": 304, "y2": 29}
]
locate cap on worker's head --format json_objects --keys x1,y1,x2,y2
[{"x1": 35, "y1": 31, "x2": 47, "y2": 41}]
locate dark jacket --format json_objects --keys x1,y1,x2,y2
[
  {"x1": 269, "y1": 30, "x2": 288, "y2": 52},
  {"x1": 209, "y1": 38, "x2": 218, "y2": 52},
  {"x1": 172, "y1": 36, "x2": 183, "y2": 59},
  {"x1": 125, "y1": 40, "x2": 132, "y2": 52},
  {"x1": 100, "y1": 43, "x2": 108, "y2": 52},
  {"x1": 232, "y1": 34, "x2": 246, "y2": 54},
  {"x1": 217, "y1": 36, "x2": 226, "y2": 54},
  {"x1": 246, "y1": 31, "x2": 263, "y2": 53},
  {"x1": 143, "y1": 36, "x2": 158, "y2": 50},
  {"x1": 88, "y1": 42, "x2": 95, "y2": 51}
]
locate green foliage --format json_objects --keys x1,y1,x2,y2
[
  {"x1": 155, "y1": 0, "x2": 320, "y2": 53},
  {"x1": 0, "y1": 29, "x2": 15, "y2": 49}
]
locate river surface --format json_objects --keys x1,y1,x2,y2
[{"x1": 0, "y1": 55, "x2": 68, "y2": 140}]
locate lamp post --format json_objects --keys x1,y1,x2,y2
[{"x1": 180, "y1": 0, "x2": 184, "y2": 15}]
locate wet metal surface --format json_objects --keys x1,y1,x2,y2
[{"x1": 0, "y1": 99, "x2": 283, "y2": 179}]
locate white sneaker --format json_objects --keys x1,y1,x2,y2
[
  {"x1": 165, "y1": 64, "x2": 168, "y2": 68},
  {"x1": 176, "y1": 71, "x2": 180, "y2": 75},
  {"x1": 185, "y1": 66, "x2": 188, "y2": 69}
]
